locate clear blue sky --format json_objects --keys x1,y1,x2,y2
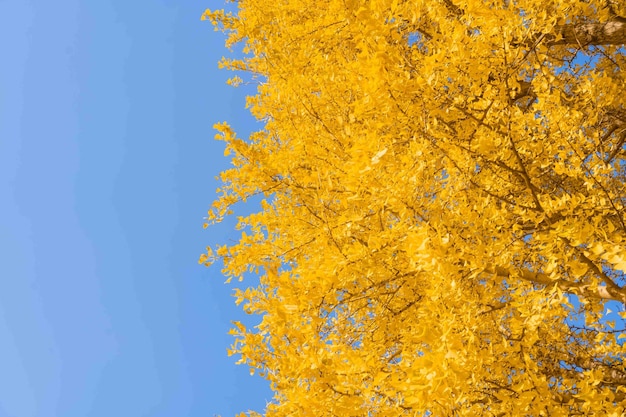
[{"x1": 0, "y1": 0, "x2": 272, "y2": 416}]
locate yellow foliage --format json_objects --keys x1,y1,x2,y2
[{"x1": 201, "y1": 0, "x2": 626, "y2": 415}]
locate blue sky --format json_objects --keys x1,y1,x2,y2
[{"x1": 0, "y1": 0, "x2": 271, "y2": 416}]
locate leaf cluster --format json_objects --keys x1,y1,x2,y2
[{"x1": 202, "y1": 0, "x2": 626, "y2": 415}]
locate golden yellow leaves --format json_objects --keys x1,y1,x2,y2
[
  {"x1": 589, "y1": 242, "x2": 626, "y2": 274},
  {"x1": 203, "y1": 0, "x2": 626, "y2": 415}
]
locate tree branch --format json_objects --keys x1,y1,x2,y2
[
  {"x1": 484, "y1": 264, "x2": 626, "y2": 304},
  {"x1": 548, "y1": 18, "x2": 626, "y2": 46},
  {"x1": 512, "y1": 18, "x2": 626, "y2": 48}
]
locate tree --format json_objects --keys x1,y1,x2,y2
[{"x1": 201, "y1": 0, "x2": 626, "y2": 415}]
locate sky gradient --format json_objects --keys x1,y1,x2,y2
[{"x1": 0, "y1": 0, "x2": 271, "y2": 415}]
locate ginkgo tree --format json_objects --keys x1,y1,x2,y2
[{"x1": 201, "y1": 0, "x2": 626, "y2": 415}]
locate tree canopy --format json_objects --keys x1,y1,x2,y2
[{"x1": 201, "y1": 0, "x2": 626, "y2": 415}]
